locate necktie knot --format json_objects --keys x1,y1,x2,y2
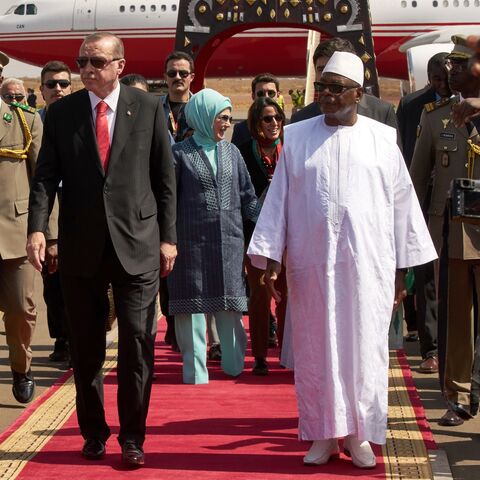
[{"x1": 97, "y1": 101, "x2": 109, "y2": 114}]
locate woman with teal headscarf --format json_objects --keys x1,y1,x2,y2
[{"x1": 168, "y1": 88, "x2": 259, "y2": 384}]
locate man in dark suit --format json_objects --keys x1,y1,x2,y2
[
  {"x1": 26, "y1": 32, "x2": 177, "y2": 468},
  {"x1": 290, "y1": 37, "x2": 398, "y2": 137},
  {"x1": 396, "y1": 52, "x2": 450, "y2": 376}
]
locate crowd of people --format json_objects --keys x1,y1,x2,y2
[{"x1": 0, "y1": 30, "x2": 480, "y2": 470}]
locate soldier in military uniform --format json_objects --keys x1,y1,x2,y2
[
  {"x1": 410, "y1": 36, "x2": 480, "y2": 426},
  {"x1": 0, "y1": 74, "x2": 58, "y2": 403}
]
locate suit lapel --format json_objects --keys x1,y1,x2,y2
[
  {"x1": 74, "y1": 89, "x2": 105, "y2": 177},
  {"x1": 108, "y1": 85, "x2": 138, "y2": 172}
]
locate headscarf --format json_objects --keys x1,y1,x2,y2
[
  {"x1": 184, "y1": 88, "x2": 232, "y2": 147},
  {"x1": 184, "y1": 88, "x2": 232, "y2": 175}
]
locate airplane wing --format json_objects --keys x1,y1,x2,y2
[{"x1": 399, "y1": 26, "x2": 479, "y2": 52}]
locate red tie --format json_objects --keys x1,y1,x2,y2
[{"x1": 96, "y1": 101, "x2": 110, "y2": 171}]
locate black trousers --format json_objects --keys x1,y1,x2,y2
[
  {"x1": 60, "y1": 238, "x2": 159, "y2": 445},
  {"x1": 414, "y1": 261, "x2": 438, "y2": 360},
  {"x1": 42, "y1": 268, "x2": 68, "y2": 341}
]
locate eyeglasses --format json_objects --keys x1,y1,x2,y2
[
  {"x1": 256, "y1": 89, "x2": 277, "y2": 98},
  {"x1": 216, "y1": 114, "x2": 233, "y2": 123},
  {"x1": 314, "y1": 81, "x2": 358, "y2": 95},
  {"x1": 76, "y1": 56, "x2": 122, "y2": 69},
  {"x1": 43, "y1": 79, "x2": 71, "y2": 89},
  {"x1": 2, "y1": 94, "x2": 25, "y2": 101},
  {"x1": 445, "y1": 58, "x2": 468, "y2": 72},
  {"x1": 262, "y1": 114, "x2": 283, "y2": 123},
  {"x1": 166, "y1": 69, "x2": 191, "y2": 78}
]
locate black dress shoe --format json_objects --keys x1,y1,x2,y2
[
  {"x1": 121, "y1": 441, "x2": 144, "y2": 468},
  {"x1": 252, "y1": 357, "x2": 268, "y2": 376},
  {"x1": 451, "y1": 402, "x2": 474, "y2": 420},
  {"x1": 82, "y1": 438, "x2": 106, "y2": 460},
  {"x1": 470, "y1": 401, "x2": 479, "y2": 417},
  {"x1": 49, "y1": 338, "x2": 70, "y2": 362},
  {"x1": 438, "y1": 409, "x2": 464, "y2": 426},
  {"x1": 12, "y1": 369, "x2": 35, "y2": 404}
]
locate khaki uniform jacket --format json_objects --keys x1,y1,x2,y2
[
  {"x1": 0, "y1": 101, "x2": 58, "y2": 259},
  {"x1": 410, "y1": 96, "x2": 480, "y2": 260}
]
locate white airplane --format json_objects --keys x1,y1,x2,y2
[{"x1": 0, "y1": 0, "x2": 478, "y2": 80}]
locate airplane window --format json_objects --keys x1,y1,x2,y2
[
  {"x1": 130, "y1": 5, "x2": 135, "y2": 12},
  {"x1": 13, "y1": 4, "x2": 25, "y2": 14},
  {"x1": 120, "y1": 5, "x2": 125, "y2": 12},
  {"x1": 140, "y1": 5, "x2": 145, "y2": 11},
  {"x1": 412, "y1": 0, "x2": 417, "y2": 5},
  {"x1": 151, "y1": 5, "x2": 156, "y2": 11},
  {"x1": 433, "y1": 0, "x2": 438, "y2": 5},
  {"x1": 443, "y1": 0, "x2": 449, "y2": 5},
  {"x1": 464, "y1": 0, "x2": 469, "y2": 5},
  {"x1": 400, "y1": 1, "x2": 407, "y2": 7},
  {"x1": 26, "y1": 4, "x2": 37, "y2": 14},
  {"x1": 161, "y1": 5, "x2": 166, "y2": 11},
  {"x1": 453, "y1": 0, "x2": 459, "y2": 5},
  {"x1": 475, "y1": 0, "x2": 479, "y2": 5},
  {"x1": 172, "y1": 4, "x2": 177, "y2": 10}
]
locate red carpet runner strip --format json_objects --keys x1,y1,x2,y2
[{"x1": 0, "y1": 322, "x2": 434, "y2": 479}]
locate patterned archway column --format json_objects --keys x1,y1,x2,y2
[{"x1": 175, "y1": 0, "x2": 379, "y2": 96}]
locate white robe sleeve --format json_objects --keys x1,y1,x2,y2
[
  {"x1": 393, "y1": 146, "x2": 438, "y2": 268},
  {"x1": 247, "y1": 147, "x2": 289, "y2": 270}
]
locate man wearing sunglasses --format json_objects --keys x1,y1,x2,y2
[
  {"x1": 0, "y1": 71, "x2": 57, "y2": 406},
  {"x1": 27, "y1": 32, "x2": 176, "y2": 468},
  {"x1": 249, "y1": 51, "x2": 435, "y2": 469},
  {"x1": 231, "y1": 73, "x2": 282, "y2": 148},
  {"x1": 290, "y1": 38, "x2": 398, "y2": 140},
  {"x1": 161, "y1": 50, "x2": 195, "y2": 143},
  {"x1": 36, "y1": 61, "x2": 73, "y2": 366}
]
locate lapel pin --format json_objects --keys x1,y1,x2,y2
[
  {"x1": 442, "y1": 118, "x2": 450, "y2": 129},
  {"x1": 127, "y1": 110, "x2": 132, "y2": 116},
  {"x1": 3, "y1": 112, "x2": 12, "y2": 123}
]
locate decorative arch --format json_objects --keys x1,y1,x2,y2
[{"x1": 175, "y1": 0, "x2": 379, "y2": 95}]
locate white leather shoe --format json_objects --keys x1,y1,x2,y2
[
  {"x1": 303, "y1": 438, "x2": 339, "y2": 465},
  {"x1": 343, "y1": 435, "x2": 376, "y2": 469}
]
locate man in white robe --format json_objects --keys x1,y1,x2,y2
[{"x1": 247, "y1": 51, "x2": 437, "y2": 469}]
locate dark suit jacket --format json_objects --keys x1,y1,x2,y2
[
  {"x1": 396, "y1": 86, "x2": 437, "y2": 167},
  {"x1": 231, "y1": 120, "x2": 250, "y2": 148},
  {"x1": 290, "y1": 94, "x2": 400, "y2": 145},
  {"x1": 28, "y1": 85, "x2": 176, "y2": 277}
]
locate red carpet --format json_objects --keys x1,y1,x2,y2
[{"x1": 5, "y1": 319, "x2": 416, "y2": 479}]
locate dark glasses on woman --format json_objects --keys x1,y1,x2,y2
[
  {"x1": 43, "y1": 79, "x2": 71, "y2": 89},
  {"x1": 76, "y1": 56, "x2": 122, "y2": 69},
  {"x1": 256, "y1": 90, "x2": 277, "y2": 98},
  {"x1": 216, "y1": 115, "x2": 233, "y2": 123},
  {"x1": 313, "y1": 81, "x2": 357, "y2": 95},
  {"x1": 166, "y1": 69, "x2": 191, "y2": 78},
  {"x1": 262, "y1": 114, "x2": 283, "y2": 123}
]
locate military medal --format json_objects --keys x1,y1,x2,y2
[
  {"x1": 442, "y1": 118, "x2": 450, "y2": 129},
  {"x1": 3, "y1": 112, "x2": 12, "y2": 123}
]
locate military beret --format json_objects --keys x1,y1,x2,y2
[
  {"x1": 0, "y1": 50, "x2": 9, "y2": 70},
  {"x1": 447, "y1": 35, "x2": 474, "y2": 60}
]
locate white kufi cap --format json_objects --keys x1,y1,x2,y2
[{"x1": 322, "y1": 51, "x2": 364, "y2": 86}]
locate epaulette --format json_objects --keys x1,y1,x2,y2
[
  {"x1": 424, "y1": 97, "x2": 451, "y2": 113},
  {"x1": 10, "y1": 100, "x2": 36, "y2": 114}
]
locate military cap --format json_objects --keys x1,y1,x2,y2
[
  {"x1": 447, "y1": 35, "x2": 474, "y2": 60},
  {"x1": 0, "y1": 50, "x2": 9, "y2": 70}
]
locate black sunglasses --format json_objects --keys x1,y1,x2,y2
[
  {"x1": 216, "y1": 114, "x2": 233, "y2": 123},
  {"x1": 256, "y1": 89, "x2": 277, "y2": 98},
  {"x1": 43, "y1": 79, "x2": 71, "y2": 89},
  {"x1": 76, "y1": 56, "x2": 122, "y2": 69},
  {"x1": 166, "y1": 69, "x2": 191, "y2": 78},
  {"x1": 314, "y1": 81, "x2": 358, "y2": 95},
  {"x1": 2, "y1": 94, "x2": 25, "y2": 101},
  {"x1": 262, "y1": 114, "x2": 283, "y2": 123}
]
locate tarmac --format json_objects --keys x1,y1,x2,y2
[{"x1": 1, "y1": 272, "x2": 479, "y2": 479}]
